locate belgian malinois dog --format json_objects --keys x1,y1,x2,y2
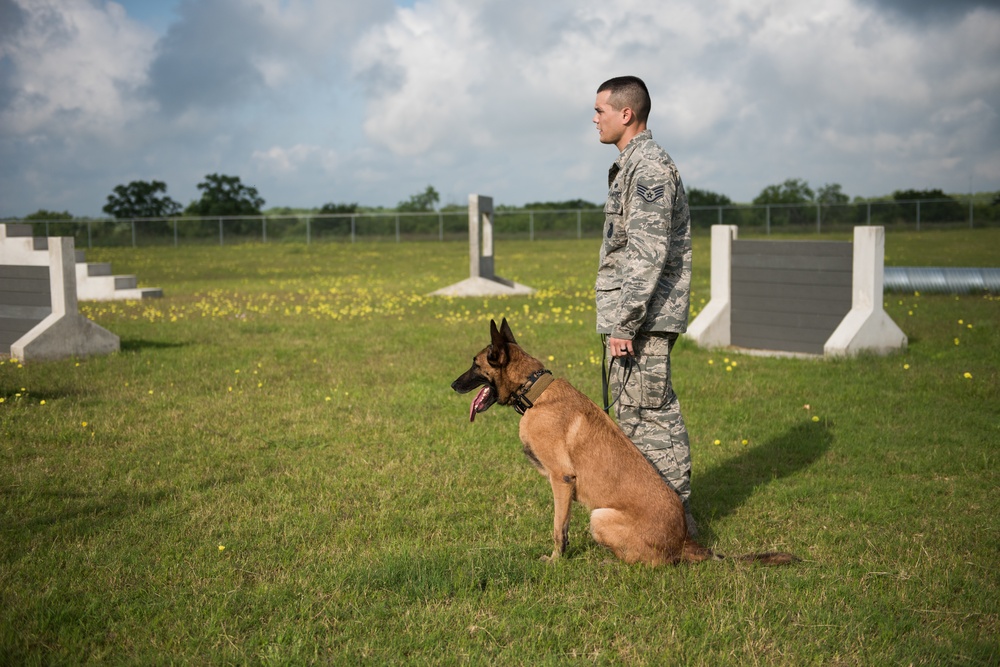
[{"x1": 452, "y1": 318, "x2": 797, "y2": 566}]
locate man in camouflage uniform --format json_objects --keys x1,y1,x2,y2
[{"x1": 592, "y1": 75, "x2": 696, "y2": 535}]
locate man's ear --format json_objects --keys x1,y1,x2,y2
[{"x1": 488, "y1": 319, "x2": 508, "y2": 366}]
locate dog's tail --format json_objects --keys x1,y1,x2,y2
[
  {"x1": 730, "y1": 551, "x2": 800, "y2": 566},
  {"x1": 681, "y1": 539, "x2": 799, "y2": 566},
  {"x1": 680, "y1": 539, "x2": 724, "y2": 563}
]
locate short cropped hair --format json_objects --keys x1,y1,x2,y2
[{"x1": 597, "y1": 76, "x2": 651, "y2": 124}]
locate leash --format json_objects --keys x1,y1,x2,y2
[{"x1": 601, "y1": 334, "x2": 633, "y2": 415}]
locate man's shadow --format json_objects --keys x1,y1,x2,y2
[{"x1": 694, "y1": 421, "x2": 832, "y2": 535}]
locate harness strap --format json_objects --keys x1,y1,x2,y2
[{"x1": 512, "y1": 369, "x2": 555, "y2": 415}]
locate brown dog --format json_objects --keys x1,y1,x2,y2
[{"x1": 452, "y1": 318, "x2": 797, "y2": 566}]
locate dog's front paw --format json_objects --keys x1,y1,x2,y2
[{"x1": 539, "y1": 551, "x2": 562, "y2": 564}]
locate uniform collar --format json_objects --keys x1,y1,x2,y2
[{"x1": 609, "y1": 130, "x2": 653, "y2": 185}]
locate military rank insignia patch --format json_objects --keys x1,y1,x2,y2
[{"x1": 637, "y1": 183, "x2": 666, "y2": 203}]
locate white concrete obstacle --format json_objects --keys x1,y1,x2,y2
[
  {"x1": 824, "y1": 226, "x2": 907, "y2": 357},
  {"x1": 685, "y1": 224, "x2": 737, "y2": 350},
  {"x1": 1, "y1": 224, "x2": 162, "y2": 301},
  {"x1": 0, "y1": 224, "x2": 119, "y2": 361},
  {"x1": 686, "y1": 225, "x2": 906, "y2": 357},
  {"x1": 431, "y1": 194, "x2": 534, "y2": 297},
  {"x1": 76, "y1": 257, "x2": 163, "y2": 301}
]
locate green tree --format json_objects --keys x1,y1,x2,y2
[
  {"x1": 397, "y1": 186, "x2": 439, "y2": 212},
  {"x1": 686, "y1": 188, "x2": 732, "y2": 207},
  {"x1": 20, "y1": 210, "x2": 76, "y2": 239},
  {"x1": 23, "y1": 209, "x2": 74, "y2": 221},
  {"x1": 892, "y1": 188, "x2": 964, "y2": 223},
  {"x1": 816, "y1": 183, "x2": 849, "y2": 205},
  {"x1": 521, "y1": 199, "x2": 600, "y2": 210},
  {"x1": 103, "y1": 180, "x2": 182, "y2": 219},
  {"x1": 753, "y1": 178, "x2": 815, "y2": 205},
  {"x1": 186, "y1": 174, "x2": 265, "y2": 217},
  {"x1": 751, "y1": 178, "x2": 816, "y2": 228},
  {"x1": 319, "y1": 202, "x2": 358, "y2": 215}
]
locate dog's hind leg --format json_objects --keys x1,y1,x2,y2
[
  {"x1": 590, "y1": 508, "x2": 675, "y2": 565},
  {"x1": 590, "y1": 508, "x2": 630, "y2": 561}
]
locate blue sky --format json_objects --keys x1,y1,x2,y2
[{"x1": 1, "y1": 0, "x2": 998, "y2": 217}]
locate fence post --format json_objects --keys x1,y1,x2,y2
[
  {"x1": 173, "y1": 219, "x2": 178, "y2": 247},
  {"x1": 219, "y1": 218, "x2": 224, "y2": 246},
  {"x1": 816, "y1": 203, "x2": 821, "y2": 234},
  {"x1": 87, "y1": 220, "x2": 92, "y2": 249},
  {"x1": 969, "y1": 197, "x2": 974, "y2": 229},
  {"x1": 351, "y1": 215, "x2": 356, "y2": 243},
  {"x1": 132, "y1": 220, "x2": 137, "y2": 248},
  {"x1": 439, "y1": 212, "x2": 444, "y2": 241},
  {"x1": 395, "y1": 215, "x2": 400, "y2": 243},
  {"x1": 766, "y1": 205, "x2": 771, "y2": 235},
  {"x1": 577, "y1": 210, "x2": 582, "y2": 239},
  {"x1": 306, "y1": 216, "x2": 311, "y2": 245},
  {"x1": 916, "y1": 201, "x2": 921, "y2": 231},
  {"x1": 717, "y1": 206, "x2": 723, "y2": 226},
  {"x1": 262, "y1": 217, "x2": 267, "y2": 244},
  {"x1": 529, "y1": 211, "x2": 534, "y2": 242},
  {"x1": 867, "y1": 202, "x2": 871, "y2": 226}
]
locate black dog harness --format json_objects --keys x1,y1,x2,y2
[{"x1": 511, "y1": 369, "x2": 555, "y2": 415}]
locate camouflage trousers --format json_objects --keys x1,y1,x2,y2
[{"x1": 606, "y1": 332, "x2": 692, "y2": 512}]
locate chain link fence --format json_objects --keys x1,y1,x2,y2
[{"x1": 7, "y1": 197, "x2": 996, "y2": 248}]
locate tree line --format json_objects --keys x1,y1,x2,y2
[{"x1": 12, "y1": 174, "x2": 998, "y2": 225}]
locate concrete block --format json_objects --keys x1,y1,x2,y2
[
  {"x1": 1, "y1": 226, "x2": 120, "y2": 361},
  {"x1": 685, "y1": 225, "x2": 738, "y2": 348}
]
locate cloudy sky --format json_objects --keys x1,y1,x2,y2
[{"x1": 1, "y1": 0, "x2": 998, "y2": 217}]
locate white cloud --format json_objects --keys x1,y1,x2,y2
[
  {"x1": 352, "y1": 0, "x2": 496, "y2": 156},
  {"x1": 1, "y1": 0, "x2": 998, "y2": 216},
  {"x1": 0, "y1": 0, "x2": 156, "y2": 137},
  {"x1": 252, "y1": 144, "x2": 340, "y2": 174}
]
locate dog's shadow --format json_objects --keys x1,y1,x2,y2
[{"x1": 694, "y1": 421, "x2": 833, "y2": 536}]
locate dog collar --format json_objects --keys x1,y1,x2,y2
[{"x1": 512, "y1": 369, "x2": 554, "y2": 415}]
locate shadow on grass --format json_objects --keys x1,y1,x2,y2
[
  {"x1": 120, "y1": 338, "x2": 188, "y2": 353},
  {"x1": 2, "y1": 470, "x2": 245, "y2": 565},
  {"x1": 695, "y1": 420, "x2": 833, "y2": 536},
  {"x1": 0, "y1": 487, "x2": 174, "y2": 564},
  {"x1": 338, "y1": 546, "x2": 544, "y2": 601}
]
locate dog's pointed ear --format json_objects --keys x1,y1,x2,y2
[
  {"x1": 488, "y1": 319, "x2": 508, "y2": 366},
  {"x1": 499, "y1": 317, "x2": 517, "y2": 345}
]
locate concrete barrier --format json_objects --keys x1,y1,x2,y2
[
  {"x1": 430, "y1": 194, "x2": 534, "y2": 297},
  {"x1": 0, "y1": 224, "x2": 119, "y2": 361},
  {"x1": 687, "y1": 225, "x2": 906, "y2": 357}
]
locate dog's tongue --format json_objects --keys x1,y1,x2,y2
[{"x1": 469, "y1": 386, "x2": 491, "y2": 422}]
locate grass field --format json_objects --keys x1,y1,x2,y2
[{"x1": 1, "y1": 229, "x2": 998, "y2": 665}]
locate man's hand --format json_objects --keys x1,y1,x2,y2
[{"x1": 609, "y1": 336, "x2": 633, "y2": 358}]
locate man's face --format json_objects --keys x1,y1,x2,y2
[{"x1": 593, "y1": 90, "x2": 626, "y2": 147}]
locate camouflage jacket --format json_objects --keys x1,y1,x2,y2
[{"x1": 595, "y1": 130, "x2": 692, "y2": 338}]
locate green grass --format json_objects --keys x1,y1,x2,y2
[{"x1": 2, "y1": 228, "x2": 998, "y2": 665}]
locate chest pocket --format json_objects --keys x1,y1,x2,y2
[{"x1": 604, "y1": 188, "x2": 626, "y2": 248}]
